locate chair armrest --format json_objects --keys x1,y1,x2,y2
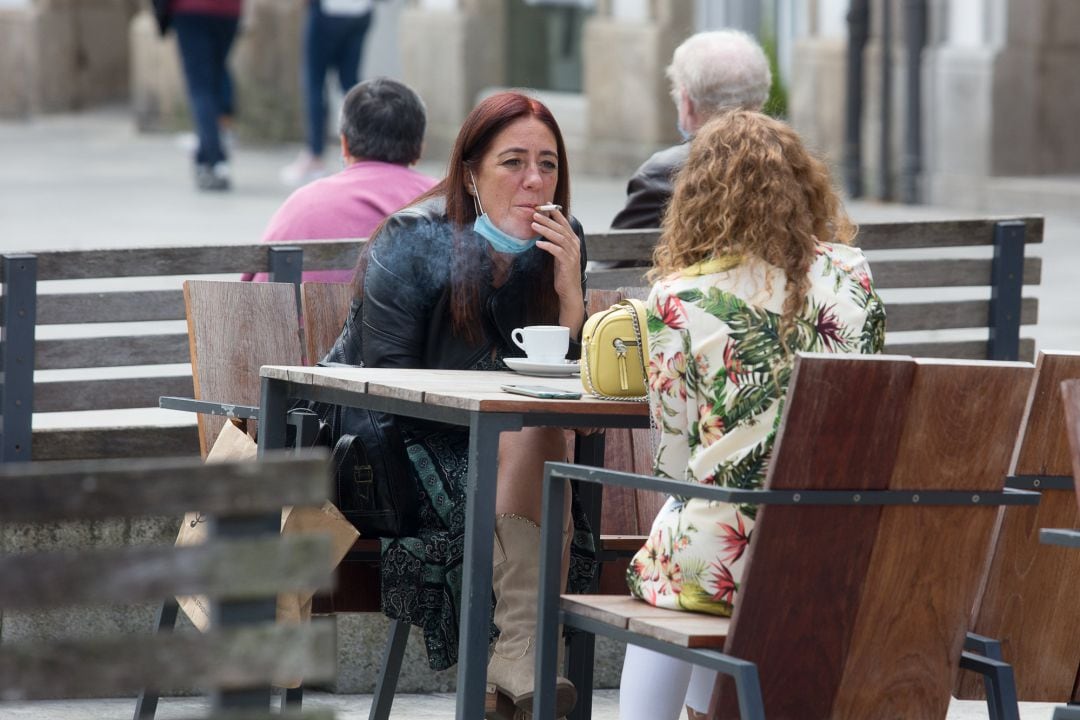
[{"x1": 543, "y1": 462, "x2": 1041, "y2": 509}]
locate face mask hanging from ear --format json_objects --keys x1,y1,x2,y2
[{"x1": 469, "y1": 170, "x2": 538, "y2": 254}]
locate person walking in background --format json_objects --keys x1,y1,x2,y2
[
  {"x1": 171, "y1": 0, "x2": 243, "y2": 192},
  {"x1": 618, "y1": 110, "x2": 886, "y2": 720},
  {"x1": 610, "y1": 30, "x2": 772, "y2": 231},
  {"x1": 280, "y1": 0, "x2": 375, "y2": 187},
  {"x1": 245, "y1": 78, "x2": 436, "y2": 283}
]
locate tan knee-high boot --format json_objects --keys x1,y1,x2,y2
[{"x1": 485, "y1": 514, "x2": 577, "y2": 720}]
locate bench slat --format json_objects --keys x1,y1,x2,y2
[
  {"x1": 626, "y1": 615, "x2": 730, "y2": 648},
  {"x1": 0, "y1": 453, "x2": 328, "y2": 522},
  {"x1": 34, "y1": 333, "x2": 190, "y2": 370},
  {"x1": 2, "y1": 241, "x2": 362, "y2": 281},
  {"x1": 886, "y1": 297, "x2": 1038, "y2": 332},
  {"x1": 870, "y1": 257, "x2": 1041, "y2": 289},
  {"x1": 34, "y1": 375, "x2": 194, "y2": 412},
  {"x1": 31, "y1": 425, "x2": 199, "y2": 461},
  {"x1": 561, "y1": 594, "x2": 679, "y2": 629},
  {"x1": 587, "y1": 257, "x2": 1041, "y2": 292},
  {"x1": 0, "y1": 620, "x2": 336, "y2": 700},
  {"x1": 882, "y1": 338, "x2": 1036, "y2": 362},
  {"x1": 0, "y1": 535, "x2": 333, "y2": 610},
  {"x1": 855, "y1": 217, "x2": 1044, "y2": 250},
  {"x1": 33, "y1": 289, "x2": 186, "y2": 324}
]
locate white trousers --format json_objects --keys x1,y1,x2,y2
[{"x1": 619, "y1": 644, "x2": 718, "y2": 719}]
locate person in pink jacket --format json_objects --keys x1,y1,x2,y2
[{"x1": 246, "y1": 78, "x2": 437, "y2": 283}]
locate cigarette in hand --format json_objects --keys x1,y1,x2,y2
[{"x1": 537, "y1": 204, "x2": 562, "y2": 213}]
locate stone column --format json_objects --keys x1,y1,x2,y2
[
  {"x1": 130, "y1": 0, "x2": 306, "y2": 141},
  {"x1": 581, "y1": 0, "x2": 693, "y2": 177},
  {"x1": 788, "y1": 0, "x2": 849, "y2": 174},
  {"x1": 924, "y1": 0, "x2": 1080, "y2": 207},
  {"x1": 399, "y1": 0, "x2": 507, "y2": 167},
  {"x1": 0, "y1": 0, "x2": 139, "y2": 118}
]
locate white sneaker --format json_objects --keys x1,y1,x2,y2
[{"x1": 279, "y1": 151, "x2": 328, "y2": 188}]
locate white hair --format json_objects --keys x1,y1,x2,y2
[{"x1": 666, "y1": 30, "x2": 772, "y2": 117}]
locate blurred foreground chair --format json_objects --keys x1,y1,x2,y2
[
  {"x1": 536, "y1": 353, "x2": 1038, "y2": 720},
  {"x1": 958, "y1": 351, "x2": 1080, "y2": 705},
  {"x1": 0, "y1": 451, "x2": 336, "y2": 719},
  {"x1": 1035, "y1": 378, "x2": 1080, "y2": 720}
]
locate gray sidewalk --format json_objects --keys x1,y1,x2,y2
[{"x1": 0, "y1": 692, "x2": 1064, "y2": 720}]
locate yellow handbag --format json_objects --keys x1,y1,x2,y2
[{"x1": 580, "y1": 298, "x2": 650, "y2": 401}]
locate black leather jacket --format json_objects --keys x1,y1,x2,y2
[{"x1": 324, "y1": 197, "x2": 587, "y2": 371}]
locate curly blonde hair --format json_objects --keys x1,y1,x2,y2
[{"x1": 652, "y1": 110, "x2": 855, "y2": 335}]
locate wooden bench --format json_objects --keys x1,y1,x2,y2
[
  {"x1": 586, "y1": 216, "x2": 1043, "y2": 361},
  {"x1": 0, "y1": 451, "x2": 336, "y2": 719},
  {"x1": 534, "y1": 353, "x2": 1039, "y2": 719},
  {"x1": 957, "y1": 351, "x2": 1080, "y2": 705}
]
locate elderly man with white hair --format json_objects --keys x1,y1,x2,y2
[{"x1": 610, "y1": 29, "x2": 772, "y2": 231}]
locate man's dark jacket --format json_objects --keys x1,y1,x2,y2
[{"x1": 609, "y1": 143, "x2": 690, "y2": 230}]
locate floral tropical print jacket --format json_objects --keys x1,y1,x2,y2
[{"x1": 627, "y1": 242, "x2": 886, "y2": 615}]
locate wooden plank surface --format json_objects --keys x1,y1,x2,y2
[
  {"x1": 34, "y1": 333, "x2": 190, "y2": 370},
  {"x1": 186, "y1": 280, "x2": 302, "y2": 456},
  {"x1": 301, "y1": 281, "x2": 354, "y2": 365},
  {"x1": 561, "y1": 594, "x2": 677, "y2": 628},
  {"x1": 1, "y1": 241, "x2": 361, "y2": 281},
  {"x1": 885, "y1": 297, "x2": 1038, "y2": 332},
  {"x1": 627, "y1": 615, "x2": 730, "y2": 648},
  {"x1": 0, "y1": 535, "x2": 332, "y2": 610},
  {"x1": 265, "y1": 366, "x2": 650, "y2": 417},
  {"x1": 31, "y1": 289, "x2": 186, "y2": 324},
  {"x1": 869, "y1": 257, "x2": 1041, "y2": 289},
  {"x1": 34, "y1": 375, "x2": 194, "y2": 412},
  {"x1": 0, "y1": 620, "x2": 336, "y2": 700},
  {"x1": 715, "y1": 354, "x2": 916, "y2": 720},
  {"x1": 959, "y1": 351, "x2": 1080, "y2": 701},
  {"x1": 31, "y1": 425, "x2": 199, "y2": 461},
  {"x1": 1065, "y1": 379, "x2": 1080, "y2": 517},
  {"x1": 883, "y1": 338, "x2": 1037, "y2": 362},
  {"x1": 0, "y1": 453, "x2": 328, "y2": 522},
  {"x1": 832, "y1": 359, "x2": 1033, "y2": 720}
]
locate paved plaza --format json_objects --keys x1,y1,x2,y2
[{"x1": 0, "y1": 108, "x2": 1077, "y2": 719}]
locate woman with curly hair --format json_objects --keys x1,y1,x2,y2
[{"x1": 618, "y1": 110, "x2": 886, "y2": 720}]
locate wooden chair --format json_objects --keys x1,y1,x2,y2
[
  {"x1": 534, "y1": 353, "x2": 1038, "y2": 719},
  {"x1": 300, "y1": 281, "x2": 355, "y2": 365},
  {"x1": 1038, "y1": 380, "x2": 1080, "y2": 720},
  {"x1": 0, "y1": 452, "x2": 335, "y2": 720},
  {"x1": 958, "y1": 350, "x2": 1080, "y2": 704}
]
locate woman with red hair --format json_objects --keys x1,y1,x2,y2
[{"x1": 324, "y1": 91, "x2": 587, "y2": 718}]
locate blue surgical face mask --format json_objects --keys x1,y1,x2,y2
[
  {"x1": 677, "y1": 120, "x2": 692, "y2": 142},
  {"x1": 469, "y1": 170, "x2": 538, "y2": 254}
]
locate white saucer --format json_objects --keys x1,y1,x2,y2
[{"x1": 504, "y1": 357, "x2": 580, "y2": 377}]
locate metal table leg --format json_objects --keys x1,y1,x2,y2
[{"x1": 455, "y1": 413, "x2": 521, "y2": 720}]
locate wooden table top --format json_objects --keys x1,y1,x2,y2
[{"x1": 261, "y1": 365, "x2": 651, "y2": 416}]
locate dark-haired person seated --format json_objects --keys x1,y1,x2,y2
[
  {"x1": 246, "y1": 77, "x2": 436, "y2": 283},
  {"x1": 324, "y1": 91, "x2": 590, "y2": 719}
]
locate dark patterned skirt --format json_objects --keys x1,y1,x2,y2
[{"x1": 379, "y1": 422, "x2": 597, "y2": 671}]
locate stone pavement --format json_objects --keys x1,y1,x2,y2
[{"x1": 0, "y1": 108, "x2": 1077, "y2": 719}]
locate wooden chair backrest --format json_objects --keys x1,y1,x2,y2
[
  {"x1": 300, "y1": 282, "x2": 354, "y2": 365},
  {"x1": 1065, "y1": 378, "x2": 1080, "y2": 516},
  {"x1": 714, "y1": 354, "x2": 1033, "y2": 719},
  {"x1": 184, "y1": 280, "x2": 302, "y2": 457},
  {"x1": 0, "y1": 453, "x2": 335, "y2": 712},
  {"x1": 958, "y1": 350, "x2": 1080, "y2": 701}
]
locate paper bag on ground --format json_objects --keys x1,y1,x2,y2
[{"x1": 175, "y1": 419, "x2": 359, "y2": 637}]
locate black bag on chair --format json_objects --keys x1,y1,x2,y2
[{"x1": 329, "y1": 408, "x2": 419, "y2": 538}]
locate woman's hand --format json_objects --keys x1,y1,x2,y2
[{"x1": 533, "y1": 208, "x2": 584, "y2": 335}]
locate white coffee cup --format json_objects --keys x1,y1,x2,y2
[{"x1": 511, "y1": 325, "x2": 569, "y2": 363}]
